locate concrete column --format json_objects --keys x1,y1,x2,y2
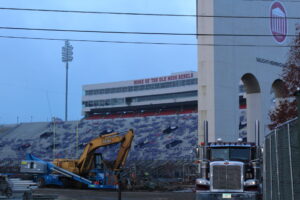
[
  {"x1": 197, "y1": 0, "x2": 215, "y2": 143},
  {"x1": 246, "y1": 93, "x2": 262, "y2": 142}
]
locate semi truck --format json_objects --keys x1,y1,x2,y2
[
  {"x1": 21, "y1": 129, "x2": 134, "y2": 189},
  {"x1": 195, "y1": 121, "x2": 262, "y2": 200}
]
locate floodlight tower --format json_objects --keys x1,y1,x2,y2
[{"x1": 62, "y1": 40, "x2": 73, "y2": 121}]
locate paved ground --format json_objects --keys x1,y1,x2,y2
[{"x1": 34, "y1": 188, "x2": 195, "y2": 200}]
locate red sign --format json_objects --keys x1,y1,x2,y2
[
  {"x1": 270, "y1": 1, "x2": 287, "y2": 43},
  {"x1": 133, "y1": 73, "x2": 194, "y2": 85}
]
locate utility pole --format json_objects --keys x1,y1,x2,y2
[
  {"x1": 76, "y1": 121, "x2": 79, "y2": 158},
  {"x1": 295, "y1": 88, "x2": 300, "y2": 131},
  {"x1": 53, "y1": 119, "x2": 56, "y2": 159},
  {"x1": 62, "y1": 40, "x2": 73, "y2": 121},
  {"x1": 295, "y1": 87, "x2": 300, "y2": 116}
]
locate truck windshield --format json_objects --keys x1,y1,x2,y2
[{"x1": 210, "y1": 148, "x2": 251, "y2": 161}]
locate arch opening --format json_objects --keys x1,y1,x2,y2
[
  {"x1": 240, "y1": 73, "x2": 262, "y2": 142},
  {"x1": 271, "y1": 79, "x2": 286, "y2": 98},
  {"x1": 270, "y1": 79, "x2": 286, "y2": 110},
  {"x1": 241, "y1": 73, "x2": 261, "y2": 94}
]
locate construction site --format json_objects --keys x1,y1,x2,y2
[
  {"x1": 1, "y1": 0, "x2": 300, "y2": 199},
  {"x1": 0, "y1": 108, "x2": 199, "y2": 199}
]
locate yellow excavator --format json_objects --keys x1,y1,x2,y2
[
  {"x1": 54, "y1": 129, "x2": 134, "y2": 173},
  {"x1": 53, "y1": 129, "x2": 134, "y2": 188},
  {"x1": 21, "y1": 129, "x2": 134, "y2": 189}
]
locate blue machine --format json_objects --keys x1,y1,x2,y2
[{"x1": 20, "y1": 154, "x2": 117, "y2": 189}]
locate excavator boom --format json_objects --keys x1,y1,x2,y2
[
  {"x1": 54, "y1": 129, "x2": 134, "y2": 175},
  {"x1": 113, "y1": 129, "x2": 134, "y2": 171}
]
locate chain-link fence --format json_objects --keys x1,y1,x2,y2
[{"x1": 264, "y1": 118, "x2": 300, "y2": 200}]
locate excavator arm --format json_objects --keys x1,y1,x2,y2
[
  {"x1": 76, "y1": 129, "x2": 134, "y2": 174},
  {"x1": 113, "y1": 129, "x2": 135, "y2": 171}
]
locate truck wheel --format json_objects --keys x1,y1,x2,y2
[{"x1": 37, "y1": 177, "x2": 45, "y2": 188}]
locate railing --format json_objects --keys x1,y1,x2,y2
[{"x1": 264, "y1": 118, "x2": 300, "y2": 200}]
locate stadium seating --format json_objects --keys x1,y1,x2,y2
[{"x1": 0, "y1": 113, "x2": 198, "y2": 171}]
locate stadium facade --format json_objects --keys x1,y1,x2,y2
[{"x1": 82, "y1": 71, "x2": 198, "y2": 118}]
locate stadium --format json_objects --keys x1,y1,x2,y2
[
  {"x1": 82, "y1": 71, "x2": 197, "y2": 118},
  {"x1": 0, "y1": 71, "x2": 246, "y2": 185},
  {"x1": 0, "y1": 71, "x2": 199, "y2": 183}
]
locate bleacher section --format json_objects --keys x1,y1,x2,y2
[{"x1": 0, "y1": 113, "x2": 198, "y2": 173}]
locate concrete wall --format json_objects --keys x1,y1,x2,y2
[{"x1": 198, "y1": 0, "x2": 299, "y2": 142}]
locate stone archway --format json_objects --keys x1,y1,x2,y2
[
  {"x1": 271, "y1": 79, "x2": 286, "y2": 98},
  {"x1": 241, "y1": 73, "x2": 262, "y2": 142},
  {"x1": 270, "y1": 79, "x2": 286, "y2": 111}
]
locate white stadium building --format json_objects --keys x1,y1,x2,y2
[{"x1": 82, "y1": 71, "x2": 198, "y2": 118}]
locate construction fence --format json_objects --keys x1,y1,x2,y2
[{"x1": 264, "y1": 118, "x2": 300, "y2": 200}]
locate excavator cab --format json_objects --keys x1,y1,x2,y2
[
  {"x1": 94, "y1": 153, "x2": 104, "y2": 171},
  {"x1": 88, "y1": 153, "x2": 105, "y2": 183},
  {"x1": 89, "y1": 152, "x2": 116, "y2": 186}
]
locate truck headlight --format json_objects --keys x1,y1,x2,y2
[
  {"x1": 195, "y1": 178, "x2": 210, "y2": 186},
  {"x1": 244, "y1": 179, "x2": 258, "y2": 187}
]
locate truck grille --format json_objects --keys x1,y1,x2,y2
[{"x1": 211, "y1": 162, "x2": 243, "y2": 192}]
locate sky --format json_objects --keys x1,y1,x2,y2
[{"x1": 0, "y1": 0, "x2": 197, "y2": 124}]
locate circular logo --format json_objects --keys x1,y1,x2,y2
[{"x1": 270, "y1": 1, "x2": 287, "y2": 43}]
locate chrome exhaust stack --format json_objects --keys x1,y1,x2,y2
[
  {"x1": 253, "y1": 120, "x2": 261, "y2": 181},
  {"x1": 201, "y1": 120, "x2": 209, "y2": 179}
]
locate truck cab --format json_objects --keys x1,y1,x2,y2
[{"x1": 195, "y1": 140, "x2": 262, "y2": 200}]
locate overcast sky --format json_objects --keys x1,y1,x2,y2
[{"x1": 0, "y1": 0, "x2": 197, "y2": 124}]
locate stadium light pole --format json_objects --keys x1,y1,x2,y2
[{"x1": 62, "y1": 40, "x2": 73, "y2": 121}]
